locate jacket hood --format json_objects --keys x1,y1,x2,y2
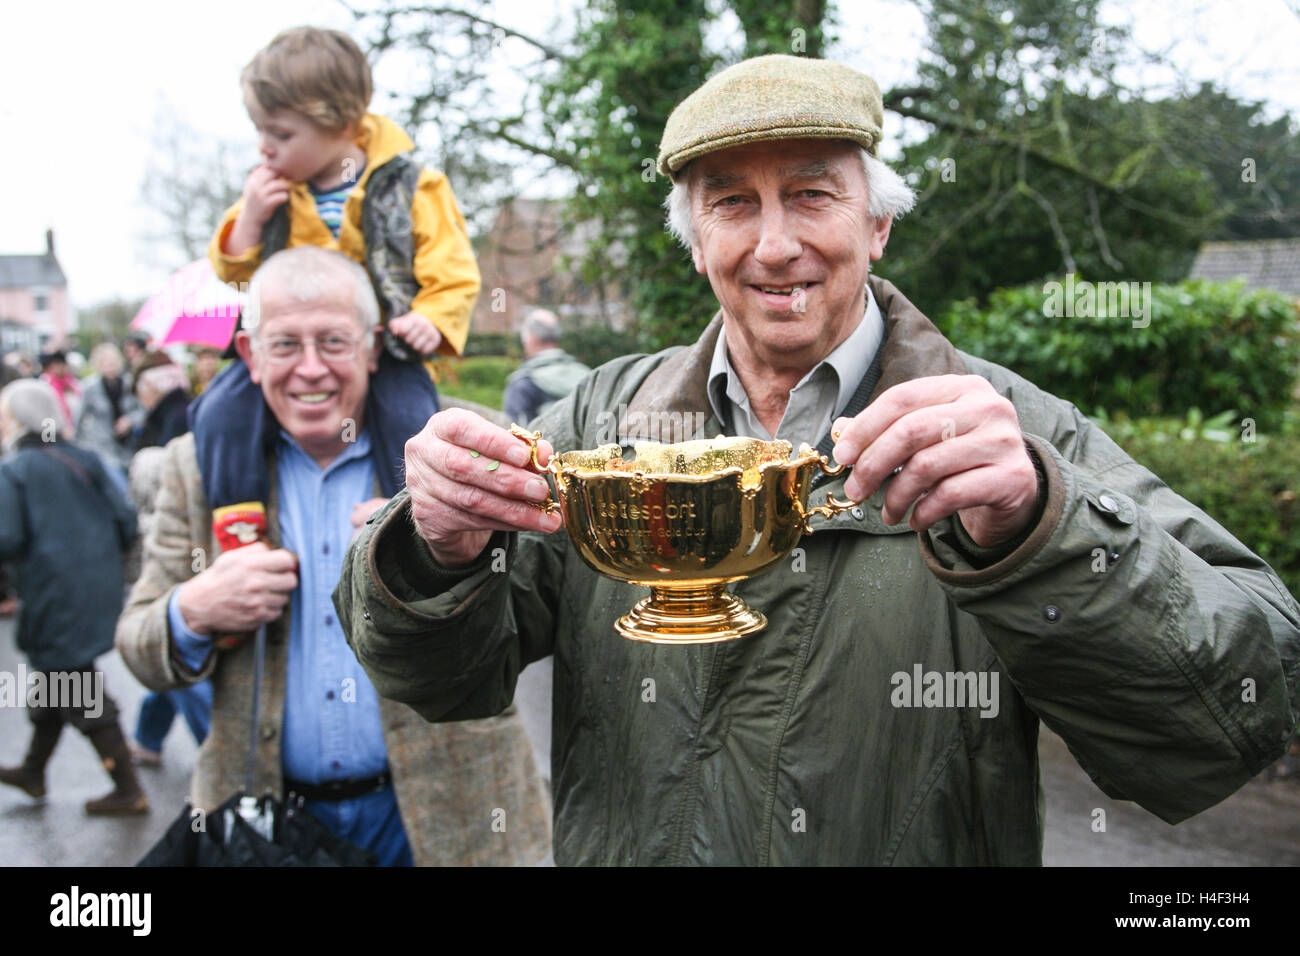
[{"x1": 356, "y1": 113, "x2": 415, "y2": 175}]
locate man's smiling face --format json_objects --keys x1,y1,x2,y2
[
  {"x1": 237, "y1": 281, "x2": 377, "y2": 469},
  {"x1": 688, "y1": 138, "x2": 892, "y2": 371}
]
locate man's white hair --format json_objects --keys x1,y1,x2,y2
[
  {"x1": 664, "y1": 146, "x2": 916, "y2": 249},
  {"x1": 243, "y1": 247, "x2": 380, "y2": 336},
  {"x1": 520, "y1": 308, "x2": 562, "y2": 346}
]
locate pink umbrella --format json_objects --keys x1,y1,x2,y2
[{"x1": 131, "y1": 259, "x2": 245, "y2": 349}]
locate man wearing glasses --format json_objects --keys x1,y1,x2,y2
[{"x1": 116, "y1": 247, "x2": 550, "y2": 866}]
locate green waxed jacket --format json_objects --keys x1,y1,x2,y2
[{"x1": 335, "y1": 276, "x2": 1300, "y2": 865}]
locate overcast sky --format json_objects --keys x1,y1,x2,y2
[{"x1": 2, "y1": 0, "x2": 1297, "y2": 310}]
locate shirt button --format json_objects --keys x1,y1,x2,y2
[
  {"x1": 331, "y1": 760, "x2": 341, "y2": 771},
  {"x1": 326, "y1": 690, "x2": 335, "y2": 701},
  {"x1": 261, "y1": 723, "x2": 276, "y2": 741},
  {"x1": 323, "y1": 542, "x2": 330, "y2": 554},
  {"x1": 1097, "y1": 494, "x2": 1119, "y2": 513},
  {"x1": 1043, "y1": 605, "x2": 1061, "y2": 623},
  {"x1": 851, "y1": 507, "x2": 865, "y2": 520},
  {"x1": 325, "y1": 614, "x2": 334, "y2": 627}
]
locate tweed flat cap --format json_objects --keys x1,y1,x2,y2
[{"x1": 657, "y1": 54, "x2": 884, "y2": 178}]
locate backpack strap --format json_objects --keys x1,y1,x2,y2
[
  {"x1": 361, "y1": 157, "x2": 421, "y2": 318},
  {"x1": 361, "y1": 156, "x2": 424, "y2": 363},
  {"x1": 261, "y1": 203, "x2": 291, "y2": 258}
]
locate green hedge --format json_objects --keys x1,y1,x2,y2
[
  {"x1": 560, "y1": 326, "x2": 645, "y2": 369},
  {"x1": 1099, "y1": 414, "x2": 1300, "y2": 600},
  {"x1": 938, "y1": 279, "x2": 1300, "y2": 430},
  {"x1": 437, "y1": 355, "x2": 518, "y2": 410},
  {"x1": 463, "y1": 333, "x2": 517, "y2": 358}
]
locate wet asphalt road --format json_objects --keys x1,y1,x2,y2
[{"x1": 1, "y1": 616, "x2": 1296, "y2": 867}]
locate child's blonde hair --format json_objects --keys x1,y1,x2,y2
[{"x1": 241, "y1": 26, "x2": 372, "y2": 133}]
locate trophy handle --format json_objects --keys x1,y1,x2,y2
[
  {"x1": 508, "y1": 424, "x2": 562, "y2": 515},
  {"x1": 797, "y1": 456, "x2": 861, "y2": 534}
]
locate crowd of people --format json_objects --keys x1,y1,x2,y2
[
  {"x1": 0, "y1": 338, "x2": 226, "y2": 814},
  {"x1": 0, "y1": 288, "x2": 573, "y2": 852}
]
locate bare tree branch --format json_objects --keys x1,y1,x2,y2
[
  {"x1": 885, "y1": 93, "x2": 1121, "y2": 195},
  {"x1": 354, "y1": 3, "x2": 569, "y2": 62},
  {"x1": 916, "y1": 176, "x2": 1008, "y2": 262},
  {"x1": 1017, "y1": 182, "x2": 1076, "y2": 274},
  {"x1": 478, "y1": 120, "x2": 580, "y2": 170},
  {"x1": 1086, "y1": 186, "x2": 1124, "y2": 271}
]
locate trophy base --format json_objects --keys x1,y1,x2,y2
[{"x1": 616, "y1": 584, "x2": 766, "y2": 644}]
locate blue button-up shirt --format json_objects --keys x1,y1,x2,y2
[
  {"x1": 170, "y1": 429, "x2": 389, "y2": 782},
  {"x1": 274, "y1": 428, "x2": 391, "y2": 783},
  {"x1": 168, "y1": 428, "x2": 412, "y2": 864}
]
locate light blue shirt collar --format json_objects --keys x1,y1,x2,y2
[{"x1": 276, "y1": 427, "x2": 373, "y2": 473}]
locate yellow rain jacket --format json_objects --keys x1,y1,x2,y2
[{"x1": 208, "y1": 113, "x2": 479, "y2": 357}]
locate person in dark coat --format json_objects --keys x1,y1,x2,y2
[
  {"x1": 135, "y1": 358, "x2": 192, "y2": 450},
  {"x1": 0, "y1": 379, "x2": 148, "y2": 814}
]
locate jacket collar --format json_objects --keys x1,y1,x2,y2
[
  {"x1": 620, "y1": 275, "x2": 967, "y2": 442},
  {"x1": 14, "y1": 432, "x2": 52, "y2": 450},
  {"x1": 355, "y1": 113, "x2": 414, "y2": 185},
  {"x1": 516, "y1": 348, "x2": 577, "y2": 373}
]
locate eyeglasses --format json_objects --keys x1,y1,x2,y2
[{"x1": 256, "y1": 333, "x2": 365, "y2": 364}]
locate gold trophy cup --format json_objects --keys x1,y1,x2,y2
[{"x1": 511, "y1": 425, "x2": 861, "y2": 644}]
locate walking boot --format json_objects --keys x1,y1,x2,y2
[
  {"x1": 0, "y1": 721, "x2": 63, "y2": 800},
  {"x1": 84, "y1": 726, "x2": 149, "y2": 815}
]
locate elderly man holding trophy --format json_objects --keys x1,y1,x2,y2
[{"x1": 336, "y1": 56, "x2": 1300, "y2": 865}]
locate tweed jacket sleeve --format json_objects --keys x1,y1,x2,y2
[{"x1": 116, "y1": 433, "x2": 220, "y2": 692}]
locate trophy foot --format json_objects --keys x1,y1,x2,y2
[{"x1": 616, "y1": 585, "x2": 766, "y2": 644}]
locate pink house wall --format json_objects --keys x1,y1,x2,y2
[{"x1": 0, "y1": 286, "x2": 72, "y2": 345}]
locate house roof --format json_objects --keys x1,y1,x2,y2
[
  {"x1": 0, "y1": 254, "x2": 67, "y2": 290},
  {"x1": 1188, "y1": 238, "x2": 1300, "y2": 296}
]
